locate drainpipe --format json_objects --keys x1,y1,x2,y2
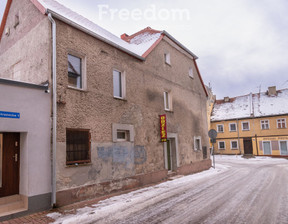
[
  {"x1": 237, "y1": 119, "x2": 241, "y2": 155},
  {"x1": 48, "y1": 13, "x2": 57, "y2": 207}
]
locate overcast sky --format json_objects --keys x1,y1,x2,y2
[{"x1": 1, "y1": 0, "x2": 288, "y2": 98}]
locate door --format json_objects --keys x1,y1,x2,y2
[
  {"x1": 280, "y1": 141, "x2": 288, "y2": 155},
  {"x1": 0, "y1": 133, "x2": 20, "y2": 197},
  {"x1": 166, "y1": 138, "x2": 177, "y2": 172},
  {"x1": 263, "y1": 141, "x2": 272, "y2": 155},
  {"x1": 243, "y1": 138, "x2": 253, "y2": 155}
]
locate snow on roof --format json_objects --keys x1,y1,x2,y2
[
  {"x1": 37, "y1": 0, "x2": 163, "y2": 58},
  {"x1": 211, "y1": 88, "x2": 288, "y2": 121}
]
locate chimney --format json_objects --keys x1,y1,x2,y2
[
  {"x1": 268, "y1": 86, "x2": 277, "y2": 96},
  {"x1": 120, "y1": 33, "x2": 129, "y2": 41},
  {"x1": 224, "y1": 96, "x2": 230, "y2": 102}
]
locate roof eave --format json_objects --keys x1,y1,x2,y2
[{"x1": 46, "y1": 9, "x2": 145, "y2": 62}]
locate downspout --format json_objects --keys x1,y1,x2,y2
[
  {"x1": 48, "y1": 13, "x2": 57, "y2": 207},
  {"x1": 237, "y1": 119, "x2": 241, "y2": 155}
]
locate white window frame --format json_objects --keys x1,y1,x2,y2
[
  {"x1": 164, "y1": 91, "x2": 172, "y2": 111},
  {"x1": 218, "y1": 141, "x2": 225, "y2": 150},
  {"x1": 189, "y1": 67, "x2": 194, "y2": 79},
  {"x1": 279, "y1": 140, "x2": 288, "y2": 155},
  {"x1": 241, "y1": 121, "x2": 250, "y2": 131},
  {"x1": 164, "y1": 52, "x2": 171, "y2": 65},
  {"x1": 262, "y1": 141, "x2": 272, "y2": 155},
  {"x1": 194, "y1": 136, "x2": 202, "y2": 151},
  {"x1": 230, "y1": 140, "x2": 238, "y2": 150},
  {"x1": 112, "y1": 123, "x2": 134, "y2": 142},
  {"x1": 260, "y1": 120, "x2": 269, "y2": 130},
  {"x1": 277, "y1": 118, "x2": 286, "y2": 129},
  {"x1": 67, "y1": 52, "x2": 86, "y2": 90},
  {"x1": 217, "y1": 124, "x2": 224, "y2": 133},
  {"x1": 113, "y1": 69, "x2": 126, "y2": 99},
  {"x1": 229, "y1": 123, "x2": 237, "y2": 132}
]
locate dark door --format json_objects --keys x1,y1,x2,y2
[
  {"x1": 243, "y1": 138, "x2": 253, "y2": 155},
  {"x1": 0, "y1": 133, "x2": 20, "y2": 197}
]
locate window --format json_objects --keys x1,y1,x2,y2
[
  {"x1": 116, "y1": 130, "x2": 129, "y2": 141},
  {"x1": 218, "y1": 141, "x2": 225, "y2": 150},
  {"x1": 112, "y1": 123, "x2": 134, "y2": 142},
  {"x1": 261, "y1": 120, "x2": 269, "y2": 130},
  {"x1": 217, "y1": 124, "x2": 224, "y2": 133},
  {"x1": 230, "y1": 140, "x2": 238, "y2": 150},
  {"x1": 164, "y1": 91, "x2": 172, "y2": 111},
  {"x1": 66, "y1": 129, "x2": 90, "y2": 165},
  {"x1": 68, "y1": 54, "x2": 83, "y2": 89},
  {"x1": 189, "y1": 67, "x2": 194, "y2": 78},
  {"x1": 241, "y1": 121, "x2": 250, "y2": 131},
  {"x1": 194, "y1": 136, "x2": 202, "y2": 151},
  {"x1": 113, "y1": 69, "x2": 125, "y2": 99},
  {"x1": 229, "y1": 123, "x2": 237, "y2": 132},
  {"x1": 277, "y1": 118, "x2": 286, "y2": 129},
  {"x1": 164, "y1": 52, "x2": 171, "y2": 65}
]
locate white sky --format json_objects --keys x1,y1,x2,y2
[{"x1": 1, "y1": 0, "x2": 288, "y2": 98}]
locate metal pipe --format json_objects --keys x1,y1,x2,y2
[{"x1": 48, "y1": 13, "x2": 57, "y2": 207}]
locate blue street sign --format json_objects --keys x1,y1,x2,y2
[{"x1": 0, "y1": 111, "x2": 20, "y2": 119}]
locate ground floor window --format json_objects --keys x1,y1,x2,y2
[
  {"x1": 218, "y1": 141, "x2": 225, "y2": 150},
  {"x1": 230, "y1": 140, "x2": 238, "y2": 150},
  {"x1": 66, "y1": 129, "x2": 91, "y2": 165},
  {"x1": 194, "y1": 136, "x2": 202, "y2": 151}
]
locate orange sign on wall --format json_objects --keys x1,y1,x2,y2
[{"x1": 159, "y1": 114, "x2": 167, "y2": 142}]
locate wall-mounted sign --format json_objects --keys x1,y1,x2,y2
[
  {"x1": 0, "y1": 111, "x2": 20, "y2": 119},
  {"x1": 159, "y1": 114, "x2": 167, "y2": 142}
]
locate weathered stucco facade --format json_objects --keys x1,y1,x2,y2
[
  {"x1": 0, "y1": 0, "x2": 211, "y2": 209},
  {"x1": 54, "y1": 19, "x2": 210, "y2": 205}
]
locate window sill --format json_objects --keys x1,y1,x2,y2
[
  {"x1": 67, "y1": 86, "x2": 87, "y2": 92},
  {"x1": 164, "y1": 109, "x2": 173, "y2": 113},
  {"x1": 66, "y1": 162, "x2": 92, "y2": 168},
  {"x1": 113, "y1": 96, "x2": 127, "y2": 101}
]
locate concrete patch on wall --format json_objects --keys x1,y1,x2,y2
[{"x1": 134, "y1": 145, "x2": 147, "y2": 164}]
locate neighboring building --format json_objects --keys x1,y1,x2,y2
[
  {"x1": 0, "y1": 79, "x2": 51, "y2": 219},
  {"x1": 0, "y1": 0, "x2": 211, "y2": 216},
  {"x1": 206, "y1": 84, "x2": 215, "y2": 131},
  {"x1": 210, "y1": 86, "x2": 288, "y2": 156}
]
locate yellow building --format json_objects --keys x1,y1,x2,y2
[{"x1": 210, "y1": 87, "x2": 288, "y2": 156}]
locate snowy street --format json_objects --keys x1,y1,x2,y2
[{"x1": 48, "y1": 156, "x2": 288, "y2": 224}]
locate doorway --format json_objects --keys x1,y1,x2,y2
[
  {"x1": 0, "y1": 133, "x2": 20, "y2": 198},
  {"x1": 243, "y1": 138, "x2": 253, "y2": 155},
  {"x1": 165, "y1": 137, "x2": 178, "y2": 172}
]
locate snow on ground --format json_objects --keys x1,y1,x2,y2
[{"x1": 47, "y1": 155, "x2": 287, "y2": 224}]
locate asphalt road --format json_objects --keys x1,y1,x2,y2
[{"x1": 53, "y1": 156, "x2": 288, "y2": 224}]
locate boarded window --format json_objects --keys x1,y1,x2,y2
[{"x1": 66, "y1": 129, "x2": 90, "y2": 165}]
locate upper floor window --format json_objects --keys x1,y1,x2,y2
[
  {"x1": 164, "y1": 52, "x2": 171, "y2": 65},
  {"x1": 261, "y1": 120, "x2": 269, "y2": 130},
  {"x1": 242, "y1": 121, "x2": 250, "y2": 131},
  {"x1": 229, "y1": 123, "x2": 237, "y2": 132},
  {"x1": 194, "y1": 136, "x2": 202, "y2": 151},
  {"x1": 189, "y1": 67, "x2": 194, "y2": 78},
  {"x1": 164, "y1": 91, "x2": 172, "y2": 111},
  {"x1": 68, "y1": 54, "x2": 83, "y2": 89},
  {"x1": 277, "y1": 118, "x2": 286, "y2": 129},
  {"x1": 217, "y1": 124, "x2": 224, "y2": 133},
  {"x1": 113, "y1": 70, "x2": 126, "y2": 99},
  {"x1": 218, "y1": 141, "x2": 225, "y2": 150},
  {"x1": 66, "y1": 129, "x2": 90, "y2": 165}
]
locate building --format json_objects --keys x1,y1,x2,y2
[
  {"x1": 210, "y1": 86, "x2": 288, "y2": 156},
  {"x1": 0, "y1": 79, "x2": 51, "y2": 219},
  {"x1": 0, "y1": 0, "x2": 211, "y2": 217}
]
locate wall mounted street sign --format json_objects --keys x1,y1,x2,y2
[{"x1": 0, "y1": 111, "x2": 20, "y2": 119}]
